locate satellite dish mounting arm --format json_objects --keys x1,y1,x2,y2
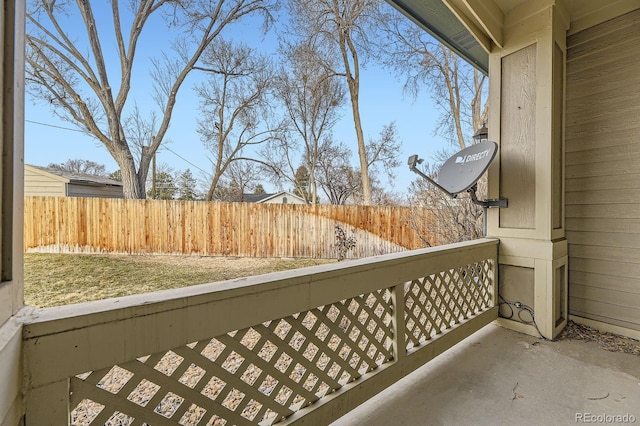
[
  {"x1": 467, "y1": 184, "x2": 508, "y2": 209},
  {"x1": 408, "y1": 155, "x2": 457, "y2": 198}
]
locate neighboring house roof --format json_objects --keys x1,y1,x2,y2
[
  {"x1": 242, "y1": 193, "x2": 274, "y2": 203},
  {"x1": 242, "y1": 191, "x2": 307, "y2": 204},
  {"x1": 26, "y1": 164, "x2": 123, "y2": 187}
]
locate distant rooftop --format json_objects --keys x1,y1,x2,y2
[
  {"x1": 241, "y1": 191, "x2": 308, "y2": 204},
  {"x1": 242, "y1": 193, "x2": 274, "y2": 203},
  {"x1": 27, "y1": 164, "x2": 123, "y2": 187}
]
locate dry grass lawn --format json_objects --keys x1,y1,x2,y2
[{"x1": 25, "y1": 253, "x2": 336, "y2": 308}]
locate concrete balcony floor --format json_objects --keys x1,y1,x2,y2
[{"x1": 333, "y1": 323, "x2": 639, "y2": 426}]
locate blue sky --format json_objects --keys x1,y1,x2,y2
[{"x1": 24, "y1": 3, "x2": 453, "y2": 197}]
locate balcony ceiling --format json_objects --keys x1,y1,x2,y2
[{"x1": 385, "y1": 0, "x2": 638, "y2": 73}]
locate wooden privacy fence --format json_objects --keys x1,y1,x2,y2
[{"x1": 24, "y1": 197, "x2": 436, "y2": 258}]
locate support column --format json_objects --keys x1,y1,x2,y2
[{"x1": 486, "y1": 0, "x2": 569, "y2": 339}]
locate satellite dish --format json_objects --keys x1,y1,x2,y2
[
  {"x1": 408, "y1": 141, "x2": 507, "y2": 209},
  {"x1": 439, "y1": 141, "x2": 497, "y2": 194}
]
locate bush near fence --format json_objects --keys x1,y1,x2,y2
[{"x1": 24, "y1": 197, "x2": 436, "y2": 259}]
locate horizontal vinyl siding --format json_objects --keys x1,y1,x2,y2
[
  {"x1": 566, "y1": 204, "x2": 640, "y2": 219},
  {"x1": 570, "y1": 270, "x2": 640, "y2": 294},
  {"x1": 565, "y1": 8, "x2": 640, "y2": 333},
  {"x1": 571, "y1": 284, "x2": 640, "y2": 309},
  {"x1": 24, "y1": 182, "x2": 65, "y2": 197},
  {"x1": 67, "y1": 184, "x2": 123, "y2": 199},
  {"x1": 24, "y1": 168, "x2": 65, "y2": 196},
  {"x1": 571, "y1": 300, "x2": 640, "y2": 331}
]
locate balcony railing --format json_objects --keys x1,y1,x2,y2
[{"x1": 21, "y1": 238, "x2": 498, "y2": 425}]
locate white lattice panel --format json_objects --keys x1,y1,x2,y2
[
  {"x1": 70, "y1": 289, "x2": 394, "y2": 425},
  {"x1": 404, "y1": 259, "x2": 494, "y2": 350}
]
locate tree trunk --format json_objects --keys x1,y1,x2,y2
[
  {"x1": 206, "y1": 172, "x2": 223, "y2": 201},
  {"x1": 344, "y1": 59, "x2": 371, "y2": 205},
  {"x1": 352, "y1": 102, "x2": 371, "y2": 205},
  {"x1": 309, "y1": 165, "x2": 317, "y2": 204},
  {"x1": 115, "y1": 150, "x2": 145, "y2": 199}
]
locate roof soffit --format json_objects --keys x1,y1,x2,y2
[
  {"x1": 385, "y1": 0, "x2": 639, "y2": 69},
  {"x1": 385, "y1": 0, "x2": 490, "y2": 73}
]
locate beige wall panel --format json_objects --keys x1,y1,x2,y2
[
  {"x1": 566, "y1": 189, "x2": 640, "y2": 205},
  {"x1": 566, "y1": 105, "x2": 640, "y2": 133},
  {"x1": 570, "y1": 245, "x2": 640, "y2": 264},
  {"x1": 566, "y1": 128, "x2": 637, "y2": 153},
  {"x1": 566, "y1": 175, "x2": 640, "y2": 192},
  {"x1": 566, "y1": 217, "x2": 640, "y2": 232},
  {"x1": 569, "y1": 271, "x2": 640, "y2": 294},
  {"x1": 498, "y1": 264, "x2": 534, "y2": 314},
  {"x1": 567, "y1": 64, "x2": 639, "y2": 103},
  {"x1": 566, "y1": 37, "x2": 638, "y2": 75},
  {"x1": 552, "y1": 42, "x2": 563, "y2": 230},
  {"x1": 567, "y1": 231, "x2": 640, "y2": 249},
  {"x1": 568, "y1": 4, "x2": 640, "y2": 41},
  {"x1": 571, "y1": 310, "x2": 640, "y2": 334},
  {"x1": 570, "y1": 298, "x2": 640, "y2": 332},
  {"x1": 566, "y1": 143, "x2": 640, "y2": 167},
  {"x1": 565, "y1": 101, "x2": 639, "y2": 130},
  {"x1": 565, "y1": 8, "x2": 640, "y2": 332},
  {"x1": 499, "y1": 44, "x2": 537, "y2": 229},
  {"x1": 566, "y1": 158, "x2": 640, "y2": 179},
  {"x1": 567, "y1": 15, "x2": 640, "y2": 60},
  {"x1": 498, "y1": 237, "x2": 567, "y2": 261},
  {"x1": 572, "y1": 284, "x2": 640, "y2": 308},
  {"x1": 566, "y1": 204, "x2": 640, "y2": 219},
  {"x1": 570, "y1": 257, "x2": 640, "y2": 279},
  {"x1": 553, "y1": 264, "x2": 566, "y2": 326}
]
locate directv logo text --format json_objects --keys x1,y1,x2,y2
[{"x1": 455, "y1": 149, "x2": 491, "y2": 165}]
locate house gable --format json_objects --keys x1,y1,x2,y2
[{"x1": 256, "y1": 192, "x2": 307, "y2": 204}]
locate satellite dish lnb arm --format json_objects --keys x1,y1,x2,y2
[{"x1": 408, "y1": 155, "x2": 456, "y2": 198}]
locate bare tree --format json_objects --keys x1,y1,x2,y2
[
  {"x1": 315, "y1": 138, "x2": 361, "y2": 205},
  {"x1": 366, "y1": 122, "x2": 401, "y2": 183},
  {"x1": 286, "y1": 0, "x2": 380, "y2": 205},
  {"x1": 372, "y1": 188, "x2": 404, "y2": 206},
  {"x1": 378, "y1": 11, "x2": 487, "y2": 150},
  {"x1": 47, "y1": 159, "x2": 108, "y2": 176},
  {"x1": 196, "y1": 39, "x2": 278, "y2": 201},
  {"x1": 274, "y1": 42, "x2": 346, "y2": 204},
  {"x1": 123, "y1": 104, "x2": 161, "y2": 165},
  {"x1": 259, "y1": 132, "x2": 302, "y2": 195},
  {"x1": 315, "y1": 134, "x2": 400, "y2": 205},
  {"x1": 212, "y1": 160, "x2": 261, "y2": 202},
  {"x1": 26, "y1": 0, "x2": 276, "y2": 198}
]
